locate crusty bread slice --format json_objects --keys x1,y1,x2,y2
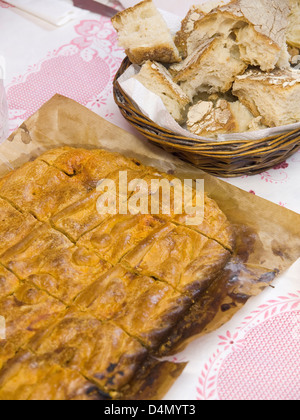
[
  {"x1": 135, "y1": 61, "x2": 190, "y2": 124},
  {"x1": 111, "y1": 0, "x2": 181, "y2": 65},
  {"x1": 287, "y1": 0, "x2": 300, "y2": 48},
  {"x1": 174, "y1": 1, "x2": 226, "y2": 58},
  {"x1": 186, "y1": 98, "x2": 264, "y2": 138},
  {"x1": 233, "y1": 69, "x2": 300, "y2": 127},
  {"x1": 174, "y1": 6, "x2": 206, "y2": 59},
  {"x1": 185, "y1": 0, "x2": 290, "y2": 71},
  {"x1": 170, "y1": 36, "x2": 247, "y2": 100}
]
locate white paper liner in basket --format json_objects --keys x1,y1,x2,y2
[{"x1": 118, "y1": 9, "x2": 300, "y2": 143}]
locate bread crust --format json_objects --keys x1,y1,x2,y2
[
  {"x1": 187, "y1": 99, "x2": 238, "y2": 138},
  {"x1": 174, "y1": 6, "x2": 206, "y2": 58},
  {"x1": 135, "y1": 61, "x2": 190, "y2": 123},
  {"x1": 233, "y1": 69, "x2": 300, "y2": 126},
  {"x1": 217, "y1": 0, "x2": 289, "y2": 49}
]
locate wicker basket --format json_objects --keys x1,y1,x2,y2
[{"x1": 113, "y1": 57, "x2": 300, "y2": 178}]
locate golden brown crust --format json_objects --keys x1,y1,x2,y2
[
  {"x1": 0, "y1": 284, "x2": 66, "y2": 369},
  {"x1": 136, "y1": 169, "x2": 235, "y2": 251},
  {"x1": 0, "y1": 223, "x2": 111, "y2": 304},
  {"x1": 78, "y1": 214, "x2": 166, "y2": 265},
  {"x1": 0, "y1": 223, "x2": 72, "y2": 279},
  {"x1": 115, "y1": 283, "x2": 192, "y2": 349},
  {"x1": 126, "y1": 47, "x2": 181, "y2": 66},
  {"x1": 122, "y1": 224, "x2": 231, "y2": 297},
  {"x1": 174, "y1": 6, "x2": 206, "y2": 58},
  {"x1": 29, "y1": 310, "x2": 147, "y2": 392},
  {"x1": 0, "y1": 264, "x2": 19, "y2": 298},
  {"x1": 28, "y1": 246, "x2": 111, "y2": 304},
  {"x1": 75, "y1": 265, "x2": 191, "y2": 350},
  {"x1": 0, "y1": 350, "x2": 110, "y2": 401},
  {"x1": 0, "y1": 198, "x2": 37, "y2": 256},
  {"x1": 51, "y1": 168, "x2": 148, "y2": 242},
  {"x1": 0, "y1": 161, "x2": 88, "y2": 221},
  {"x1": 175, "y1": 194, "x2": 236, "y2": 252}
]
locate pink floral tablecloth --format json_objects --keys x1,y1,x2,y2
[{"x1": 0, "y1": 0, "x2": 299, "y2": 401}]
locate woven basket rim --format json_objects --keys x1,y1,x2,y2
[{"x1": 113, "y1": 57, "x2": 300, "y2": 177}]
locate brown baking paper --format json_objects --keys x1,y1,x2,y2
[{"x1": 0, "y1": 94, "x2": 300, "y2": 399}]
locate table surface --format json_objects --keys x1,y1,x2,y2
[{"x1": 0, "y1": 0, "x2": 299, "y2": 401}]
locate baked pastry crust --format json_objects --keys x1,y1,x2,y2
[
  {"x1": 28, "y1": 310, "x2": 147, "y2": 393},
  {"x1": 0, "y1": 350, "x2": 109, "y2": 401},
  {"x1": 122, "y1": 224, "x2": 230, "y2": 296},
  {"x1": 78, "y1": 214, "x2": 166, "y2": 265},
  {"x1": 0, "y1": 284, "x2": 65, "y2": 369},
  {"x1": 0, "y1": 147, "x2": 234, "y2": 400},
  {"x1": 52, "y1": 167, "x2": 148, "y2": 242},
  {"x1": 0, "y1": 264, "x2": 19, "y2": 299},
  {"x1": 0, "y1": 198, "x2": 37, "y2": 256},
  {"x1": 75, "y1": 265, "x2": 192, "y2": 350},
  {"x1": 136, "y1": 169, "x2": 235, "y2": 251}
]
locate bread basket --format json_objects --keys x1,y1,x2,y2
[{"x1": 113, "y1": 57, "x2": 300, "y2": 178}]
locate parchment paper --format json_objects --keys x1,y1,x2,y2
[{"x1": 0, "y1": 94, "x2": 299, "y2": 398}]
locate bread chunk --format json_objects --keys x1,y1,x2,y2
[
  {"x1": 174, "y1": 6, "x2": 205, "y2": 58},
  {"x1": 112, "y1": 0, "x2": 181, "y2": 65},
  {"x1": 174, "y1": 1, "x2": 225, "y2": 57},
  {"x1": 233, "y1": 69, "x2": 300, "y2": 127},
  {"x1": 185, "y1": 0, "x2": 290, "y2": 71},
  {"x1": 135, "y1": 60, "x2": 190, "y2": 123},
  {"x1": 187, "y1": 99, "x2": 265, "y2": 138},
  {"x1": 170, "y1": 36, "x2": 247, "y2": 100},
  {"x1": 287, "y1": 0, "x2": 300, "y2": 48}
]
